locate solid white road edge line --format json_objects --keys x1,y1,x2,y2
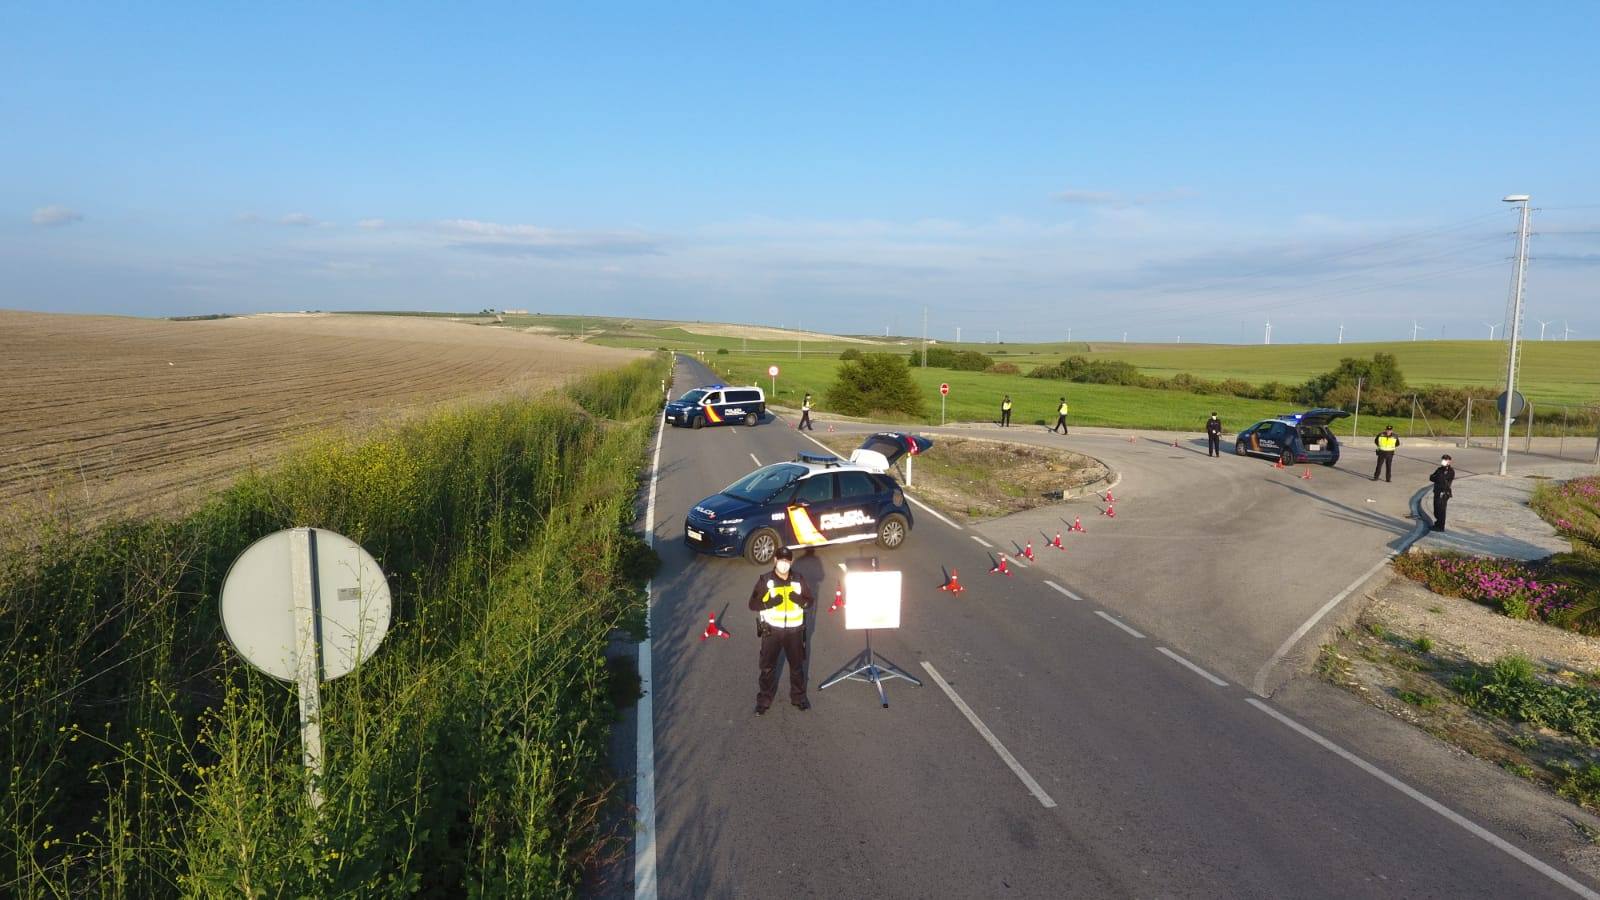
[
  {"x1": 922, "y1": 662, "x2": 1058, "y2": 809},
  {"x1": 1094, "y1": 610, "x2": 1146, "y2": 639},
  {"x1": 1156, "y1": 647, "x2": 1229, "y2": 687},
  {"x1": 795, "y1": 429, "x2": 964, "y2": 530},
  {"x1": 1246, "y1": 698, "x2": 1600, "y2": 900},
  {"x1": 1044, "y1": 580, "x2": 1087, "y2": 604},
  {"x1": 633, "y1": 419, "x2": 665, "y2": 900},
  {"x1": 749, "y1": 453, "x2": 760, "y2": 466},
  {"x1": 1252, "y1": 553, "x2": 1393, "y2": 697},
  {"x1": 970, "y1": 535, "x2": 994, "y2": 548}
]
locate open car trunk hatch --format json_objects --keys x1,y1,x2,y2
[{"x1": 848, "y1": 432, "x2": 933, "y2": 474}]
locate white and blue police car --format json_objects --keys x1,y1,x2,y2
[
  {"x1": 663, "y1": 384, "x2": 767, "y2": 429},
  {"x1": 1235, "y1": 408, "x2": 1351, "y2": 467},
  {"x1": 685, "y1": 432, "x2": 932, "y2": 564}
]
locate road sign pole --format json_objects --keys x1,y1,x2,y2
[
  {"x1": 1500, "y1": 196, "x2": 1532, "y2": 476},
  {"x1": 289, "y1": 529, "x2": 326, "y2": 809},
  {"x1": 941, "y1": 394, "x2": 946, "y2": 426}
]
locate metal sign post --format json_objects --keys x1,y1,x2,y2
[
  {"x1": 768, "y1": 364, "x2": 779, "y2": 398},
  {"x1": 220, "y1": 528, "x2": 392, "y2": 809},
  {"x1": 939, "y1": 382, "x2": 949, "y2": 426}
]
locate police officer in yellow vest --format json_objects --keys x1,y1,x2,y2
[
  {"x1": 798, "y1": 393, "x2": 815, "y2": 431},
  {"x1": 1000, "y1": 395, "x2": 1013, "y2": 428},
  {"x1": 748, "y1": 547, "x2": 813, "y2": 714},
  {"x1": 1373, "y1": 425, "x2": 1400, "y2": 482},
  {"x1": 1051, "y1": 397, "x2": 1070, "y2": 434}
]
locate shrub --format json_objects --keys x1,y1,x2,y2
[
  {"x1": 1453, "y1": 654, "x2": 1600, "y2": 746},
  {"x1": 839, "y1": 348, "x2": 863, "y2": 361},
  {"x1": 827, "y1": 353, "x2": 926, "y2": 417},
  {"x1": 716, "y1": 347, "x2": 729, "y2": 355},
  {"x1": 1393, "y1": 552, "x2": 1573, "y2": 622},
  {"x1": 986, "y1": 362, "x2": 1020, "y2": 375}
]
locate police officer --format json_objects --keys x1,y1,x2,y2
[
  {"x1": 1000, "y1": 395, "x2": 1013, "y2": 428},
  {"x1": 1429, "y1": 454, "x2": 1455, "y2": 531},
  {"x1": 1205, "y1": 412, "x2": 1223, "y2": 457},
  {"x1": 1051, "y1": 397, "x2": 1070, "y2": 435},
  {"x1": 798, "y1": 393, "x2": 815, "y2": 431},
  {"x1": 1373, "y1": 425, "x2": 1400, "y2": 482},
  {"x1": 749, "y1": 547, "x2": 812, "y2": 714}
]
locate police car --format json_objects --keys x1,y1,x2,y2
[
  {"x1": 1235, "y1": 408, "x2": 1350, "y2": 466},
  {"x1": 684, "y1": 432, "x2": 931, "y2": 564},
  {"x1": 663, "y1": 384, "x2": 767, "y2": 429}
]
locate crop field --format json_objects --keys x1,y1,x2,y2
[{"x1": 0, "y1": 311, "x2": 644, "y2": 523}]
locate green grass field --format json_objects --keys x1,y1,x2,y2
[{"x1": 478, "y1": 314, "x2": 1597, "y2": 407}]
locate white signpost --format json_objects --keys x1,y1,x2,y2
[
  {"x1": 939, "y1": 382, "x2": 949, "y2": 426},
  {"x1": 768, "y1": 364, "x2": 779, "y2": 397},
  {"x1": 821, "y1": 569, "x2": 921, "y2": 706},
  {"x1": 219, "y1": 528, "x2": 392, "y2": 807}
]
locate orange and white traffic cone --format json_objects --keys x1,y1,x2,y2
[
  {"x1": 1173, "y1": 439, "x2": 1180, "y2": 449},
  {"x1": 940, "y1": 569, "x2": 965, "y2": 594},
  {"x1": 1022, "y1": 542, "x2": 1035, "y2": 561},
  {"x1": 700, "y1": 613, "x2": 729, "y2": 640},
  {"x1": 1104, "y1": 489, "x2": 1114, "y2": 503},
  {"x1": 1273, "y1": 458, "x2": 1285, "y2": 470},
  {"x1": 1070, "y1": 516, "x2": 1085, "y2": 533},
  {"x1": 1300, "y1": 466, "x2": 1313, "y2": 480},
  {"x1": 828, "y1": 424, "x2": 836, "y2": 433},
  {"x1": 1127, "y1": 434, "x2": 1136, "y2": 444},
  {"x1": 829, "y1": 586, "x2": 845, "y2": 613},
  {"x1": 1050, "y1": 532, "x2": 1065, "y2": 550},
  {"x1": 1103, "y1": 503, "x2": 1116, "y2": 518},
  {"x1": 990, "y1": 554, "x2": 1013, "y2": 576}
]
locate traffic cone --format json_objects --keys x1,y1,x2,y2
[
  {"x1": 990, "y1": 554, "x2": 1013, "y2": 576},
  {"x1": 1070, "y1": 516, "x2": 1085, "y2": 533},
  {"x1": 1022, "y1": 542, "x2": 1035, "y2": 561},
  {"x1": 1104, "y1": 489, "x2": 1114, "y2": 503},
  {"x1": 700, "y1": 613, "x2": 729, "y2": 640},
  {"x1": 1127, "y1": 434, "x2": 1136, "y2": 444},
  {"x1": 1300, "y1": 466, "x2": 1313, "y2": 480},
  {"x1": 829, "y1": 586, "x2": 845, "y2": 613},
  {"x1": 828, "y1": 424, "x2": 836, "y2": 433},
  {"x1": 1273, "y1": 458, "x2": 1285, "y2": 470},
  {"x1": 1103, "y1": 503, "x2": 1116, "y2": 518},
  {"x1": 940, "y1": 569, "x2": 965, "y2": 594},
  {"x1": 1050, "y1": 532, "x2": 1065, "y2": 550},
  {"x1": 1173, "y1": 439, "x2": 1180, "y2": 449}
]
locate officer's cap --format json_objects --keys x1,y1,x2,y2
[{"x1": 774, "y1": 547, "x2": 794, "y2": 561}]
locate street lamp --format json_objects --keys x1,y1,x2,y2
[{"x1": 1498, "y1": 194, "x2": 1532, "y2": 476}]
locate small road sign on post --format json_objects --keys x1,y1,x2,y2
[
  {"x1": 219, "y1": 528, "x2": 392, "y2": 809},
  {"x1": 939, "y1": 383, "x2": 949, "y2": 425},
  {"x1": 768, "y1": 364, "x2": 779, "y2": 397}
]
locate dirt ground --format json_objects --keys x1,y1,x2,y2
[
  {"x1": 0, "y1": 311, "x2": 643, "y2": 525},
  {"x1": 1324, "y1": 570, "x2": 1600, "y2": 813},
  {"x1": 676, "y1": 323, "x2": 881, "y2": 344},
  {"x1": 815, "y1": 433, "x2": 1109, "y2": 521}
]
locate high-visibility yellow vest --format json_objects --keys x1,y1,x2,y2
[
  {"x1": 802, "y1": 399, "x2": 812, "y2": 411},
  {"x1": 760, "y1": 580, "x2": 805, "y2": 628},
  {"x1": 1002, "y1": 401, "x2": 1012, "y2": 411},
  {"x1": 1058, "y1": 403, "x2": 1070, "y2": 416},
  {"x1": 1377, "y1": 435, "x2": 1398, "y2": 451}
]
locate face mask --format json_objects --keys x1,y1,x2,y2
[
  {"x1": 1440, "y1": 459, "x2": 1450, "y2": 466},
  {"x1": 775, "y1": 561, "x2": 791, "y2": 577}
]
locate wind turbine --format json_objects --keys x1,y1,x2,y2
[
  {"x1": 1264, "y1": 319, "x2": 1272, "y2": 345},
  {"x1": 1337, "y1": 322, "x2": 1344, "y2": 344},
  {"x1": 1411, "y1": 320, "x2": 1423, "y2": 341},
  {"x1": 1564, "y1": 321, "x2": 1576, "y2": 341},
  {"x1": 1537, "y1": 319, "x2": 1553, "y2": 340},
  {"x1": 1484, "y1": 322, "x2": 1499, "y2": 340}
]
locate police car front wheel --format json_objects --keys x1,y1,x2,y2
[
  {"x1": 691, "y1": 416, "x2": 704, "y2": 430},
  {"x1": 876, "y1": 514, "x2": 908, "y2": 549},
  {"x1": 745, "y1": 528, "x2": 780, "y2": 565}
]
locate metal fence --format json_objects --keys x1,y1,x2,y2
[{"x1": 1456, "y1": 397, "x2": 1600, "y2": 463}]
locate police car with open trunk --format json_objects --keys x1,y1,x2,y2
[{"x1": 684, "y1": 432, "x2": 931, "y2": 564}]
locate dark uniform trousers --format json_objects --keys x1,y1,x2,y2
[
  {"x1": 1000, "y1": 407, "x2": 1011, "y2": 427},
  {"x1": 798, "y1": 408, "x2": 813, "y2": 430},
  {"x1": 1433, "y1": 490, "x2": 1450, "y2": 530},
  {"x1": 1207, "y1": 433, "x2": 1221, "y2": 456},
  {"x1": 1374, "y1": 451, "x2": 1395, "y2": 481},
  {"x1": 758, "y1": 627, "x2": 807, "y2": 706}
]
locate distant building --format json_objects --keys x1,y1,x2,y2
[{"x1": 503, "y1": 308, "x2": 530, "y2": 315}]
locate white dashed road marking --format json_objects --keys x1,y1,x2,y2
[
  {"x1": 1094, "y1": 610, "x2": 1146, "y2": 639},
  {"x1": 923, "y1": 662, "x2": 1058, "y2": 809},
  {"x1": 1156, "y1": 647, "x2": 1229, "y2": 686}
]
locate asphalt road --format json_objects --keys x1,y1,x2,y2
[{"x1": 635, "y1": 355, "x2": 1596, "y2": 899}]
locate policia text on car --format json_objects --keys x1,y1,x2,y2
[{"x1": 749, "y1": 547, "x2": 813, "y2": 714}]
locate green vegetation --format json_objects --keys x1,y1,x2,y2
[
  {"x1": 1453, "y1": 655, "x2": 1600, "y2": 746},
  {"x1": 825, "y1": 353, "x2": 925, "y2": 417},
  {"x1": 1, "y1": 356, "x2": 667, "y2": 896}
]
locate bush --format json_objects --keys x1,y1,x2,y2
[
  {"x1": 716, "y1": 347, "x2": 729, "y2": 355},
  {"x1": 951, "y1": 350, "x2": 995, "y2": 371},
  {"x1": 1394, "y1": 551, "x2": 1575, "y2": 623},
  {"x1": 827, "y1": 353, "x2": 926, "y2": 417},
  {"x1": 906, "y1": 346, "x2": 992, "y2": 370},
  {"x1": 1453, "y1": 654, "x2": 1600, "y2": 746},
  {"x1": 839, "y1": 348, "x2": 863, "y2": 361},
  {"x1": 986, "y1": 362, "x2": 1020, "y2": 375}
]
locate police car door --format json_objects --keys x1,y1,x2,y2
[
  {"x1": 787, "y1": 472, "x2": 842, "y2": 546},
  {"x1": 701, "y1": 391, "x2": 725, "y2": 426},
  {"x1": 832, "y1": 470, "x2": 881, "y2": 539}
]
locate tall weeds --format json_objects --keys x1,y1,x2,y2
[{"x1": 1, "y1": 355, "x2": 666, "y2": 897}]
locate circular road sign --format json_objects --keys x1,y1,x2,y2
[
  {"x1": 768, "y1": 365, "x2": 780, "y2": 377},
  {"x1": 1496, "y1": 390, "x2": 1527, "y2": 419},
  {"x1": 940, "y1": 383, "x2": 950, "y2": 395},
  {"x1": 220, "y1": 528, "x2": 392, "y2": 682}
]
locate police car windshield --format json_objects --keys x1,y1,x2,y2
[
  {"x1": 679, "y1": 389, "x2": 708, "y2": 404},
  {"x1": 723, "y1": 464, "x2": 805, "y2": 503}
]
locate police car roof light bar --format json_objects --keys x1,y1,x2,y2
[{"x1": 797, "y1": 452, "x2": 842, "y2": 467}]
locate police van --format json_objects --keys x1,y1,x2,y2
[
  {"x1": 685, "y1": 432, "x2": 931, "y2": 564},
  {"x1": 663, "y1": 384, "x2": 767, "y2": 428}
]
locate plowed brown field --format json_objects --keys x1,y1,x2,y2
[{"x1": 0, "y1": 311, "x2": 645, "y2": 524}]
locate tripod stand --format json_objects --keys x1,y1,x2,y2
[{"x1": 818, "y1": 629, "x2": 921, "y2": 708}]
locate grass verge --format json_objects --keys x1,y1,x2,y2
[{"x1": 1, "y1": 355, "x2": 668, "y2": 897}]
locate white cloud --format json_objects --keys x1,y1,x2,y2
[
  {"x1": 279, "y1": 212, "x2": 319, "y2": 227},
  {"x1": 357, "y1": 218, "x2": 386, "y2": 230},
  {"x1": 1053, "y1": 187, "x2": 1196, "y2": 208},
  {"x1": 32, "y1": 205, "x2": 83, "y2": 226},
  {"x1": 433, "y1": 218, "x2": 663, "y2": 257}
]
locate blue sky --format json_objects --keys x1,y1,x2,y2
[{"x1": 3, "y1": 1, "x2": 1596, "y2": 343}]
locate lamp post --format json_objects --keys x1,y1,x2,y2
[{"x1": 1498, "y1": 194, "x2": 1532, "y2": 476}]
